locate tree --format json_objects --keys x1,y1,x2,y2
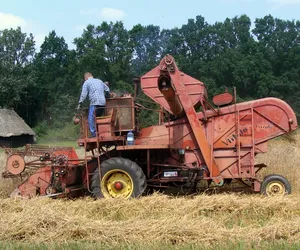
[
  {"x1": 1, "y1": 14, "x2": 300, "y2": 128},
  {"x1": 74, "y1": 22, "x2": 133, "y2": 91},
  {"x1": 129, "y1": 24, "x2": 161, "y2": 76},
  {"x1": 34, "y1": 31, "x2": 76, "y2": 124},
  {"x1": 253, "y1": 16, "x2": 300, "y2": 115},
  {"x1": 0, "y1": 27, "x2": 36, "y2": 124}
]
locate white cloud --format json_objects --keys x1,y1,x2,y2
[
  {"x1": 0, "y1": 12, "x2": 47, "y2": 51},
  {"x1": 99, "y1": 8, "x2": 126, "y2": 21},
  {"x1": 0, "y1": 12, "x2": 27, "y2": 30}
]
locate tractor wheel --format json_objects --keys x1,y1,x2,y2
[
  {"x1": 90, "y1": 157, "x2": 147, "y2": 199},
  {"x1": 260, "y1": 174, "x2": 291, "y2": 196}
]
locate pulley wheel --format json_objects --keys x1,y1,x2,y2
[
  {"x1": 6, "y1": 154, "x2": 26, "y2": 175},
  {"x1": 164, "y1": 56, "x2": 173, "y2": 65}
]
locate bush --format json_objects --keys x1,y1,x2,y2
[
  {"x1": 33, "y1": 121, "x2": 49, "y2": 138},
  {"x1": 33, "y1": 120, "x2": 80, "y2": 143},
  {"x1": 40, "y1": 123, "x2": 80, "y2": 142}
]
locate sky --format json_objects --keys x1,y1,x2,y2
[{"x1": 0, "y1": 0, "x2": 300, "y2": 49}]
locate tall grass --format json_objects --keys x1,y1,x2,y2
[
  {"x1": 256, "y1": 131, "x2": 300, "y2": 194},
  {"x1": 34, "y1": 122, "x2": 80, "y2": 143},
  {"x1": 0, "y1": 152, "x2": 17, "y2": 197}
]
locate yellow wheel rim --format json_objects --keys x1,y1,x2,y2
[
  {"x1": 266, "y1": 181, "x2": 285, "y2": 196},
  {"x1": 101, "y1": 169, "x2": 133, "y2": 198}
]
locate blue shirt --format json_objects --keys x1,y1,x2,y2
[{"x1": 79, "y1": 78, "x2": 110, "y2": 106}]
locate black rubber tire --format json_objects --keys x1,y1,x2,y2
[
  {"x1": 90, "y1": 157, "x2": 147, "y2": 198},
  {"x1": 260, "y1": 174, "x2": 291, "y2": 196}
]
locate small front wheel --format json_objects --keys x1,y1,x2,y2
[{"x1": 260, "y1": 174, "x2": 291, "y2": 196}]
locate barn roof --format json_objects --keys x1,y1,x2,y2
[{"x1": 0, "y1": 109, "x2": 35, "y2": 137}]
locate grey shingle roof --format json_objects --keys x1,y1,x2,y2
[{"x1": 0, "y1": 109, "x2": 35, "y2": 137}]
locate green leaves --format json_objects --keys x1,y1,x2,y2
[
  {"x1": 1, "y1": 14, "x2": 300, "y2": 128},
  {"x1": 0, "y1": 27, "x2": 36, "y2": 125},
  {"x1": 33, "y1": 30, "x2": 73, "y2": 123},
  {"x1": 0, "y1": 27, "x2": 35, "y2": 68},
  {"x1": 74, "y1": 22, "x2": 132, "y2": 86},
  {"x1": 129, "y1": 24, "x2": 161, "y2": 76}
]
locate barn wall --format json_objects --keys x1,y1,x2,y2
[{"x1": 0, "y1": 135, "x2": 35, "y2": 148}]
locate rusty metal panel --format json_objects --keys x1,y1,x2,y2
[
  {"x1": 212, "y1": 92, "x2": 233, "y2": 106},
  {"x1": 106, "y1": 97, "x2": 135, "y2": 131},
  {"x1": 141, "y1": 64, "x2": 207, "y2": 116}
]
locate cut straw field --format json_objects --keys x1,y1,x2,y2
[{"x1": 0, "y1": 133, "x2": 300, "y2": 249}]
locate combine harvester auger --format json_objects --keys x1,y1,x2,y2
[{"x1": 2, "y1": 55, "x2": 298, "y2": 198}]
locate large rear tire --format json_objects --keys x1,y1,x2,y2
[
  {"x1": 90, "y1": 157, "x2": 147, "y2": 198},
  {"x1": 260, "y1": 174, "x2": 291, "y2": 196}
]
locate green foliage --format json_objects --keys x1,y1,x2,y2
[
  {"x1": 33, "y1": 121, "x2": 49, "y2": 138},
  {"x1": 34, "y1": 31, "x2": 75, "y2": 124},
  {"x1": 138, "y1": 109, "x2": 160, "y2": 128},
  {"x1": 0, "y1": 27, "x2": 36, "y2": 125},
  {"x1": 36, "y1": 122, "x2": 80, "y2": 142},
  {"x1": 129, "y1": 24, "x2": 161, "y2": 75},
  {"x1": 1, "y1": 14, "x2": 300, "y2": 132},
  {"x1": 74, "y1": 22, "x2": 133, "y2": 87},
  {"x1": 135, "y1": 91, "x2": 161, "y2": 128}
]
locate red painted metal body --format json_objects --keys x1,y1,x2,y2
[
  {"x1": 2, "y1": 145, "x2": 88, "y2": 198},
  {"x1": 2, "y1": 54, "x2": 298, "y2": 197}
]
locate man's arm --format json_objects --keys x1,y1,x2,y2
[
  {"x1": 79, "y1": 81, "x2": 88, "y2": 104},
  {"x1": 103, "y1": 82, "x2": 110, "y2": 92},
  {"x1": 103, "y1": 81, "x2": 110, "y2": 98}
]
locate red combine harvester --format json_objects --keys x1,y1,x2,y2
[{"x1": 2, "y1": 55, "x2": 298, "y2": 198}]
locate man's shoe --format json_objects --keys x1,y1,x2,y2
[{"x1": 88, "y1": 135, "x2": 96, "y2": 138}]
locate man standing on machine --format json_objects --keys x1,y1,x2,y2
[{"x1": 77, "y1": 72, "x2": 110, "y2": 137}]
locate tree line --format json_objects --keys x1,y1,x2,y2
[{"x1": 0, "y1": 14, "x2": 300, "y2": 130}]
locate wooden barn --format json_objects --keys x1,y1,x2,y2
[{"x1": 0, "y1": 109, "x2": 36, "y2": 148}]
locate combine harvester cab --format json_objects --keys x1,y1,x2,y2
[{"x1": 1, "y1": 54, "x2": 298, "y2": 198}]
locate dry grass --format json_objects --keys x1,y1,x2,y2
[
  {"x1": 0, "y1": 194, "x2": 300, "y2": 246},
  {"x1": 256, "y1": 130, "x2": 300, "y2": 194},
  {"x1": 0, "y1": 151, "x2": 18, "y2": 198},
  {"x1": 0, "y1": 133, "x2": 300, "y2": 247}
]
